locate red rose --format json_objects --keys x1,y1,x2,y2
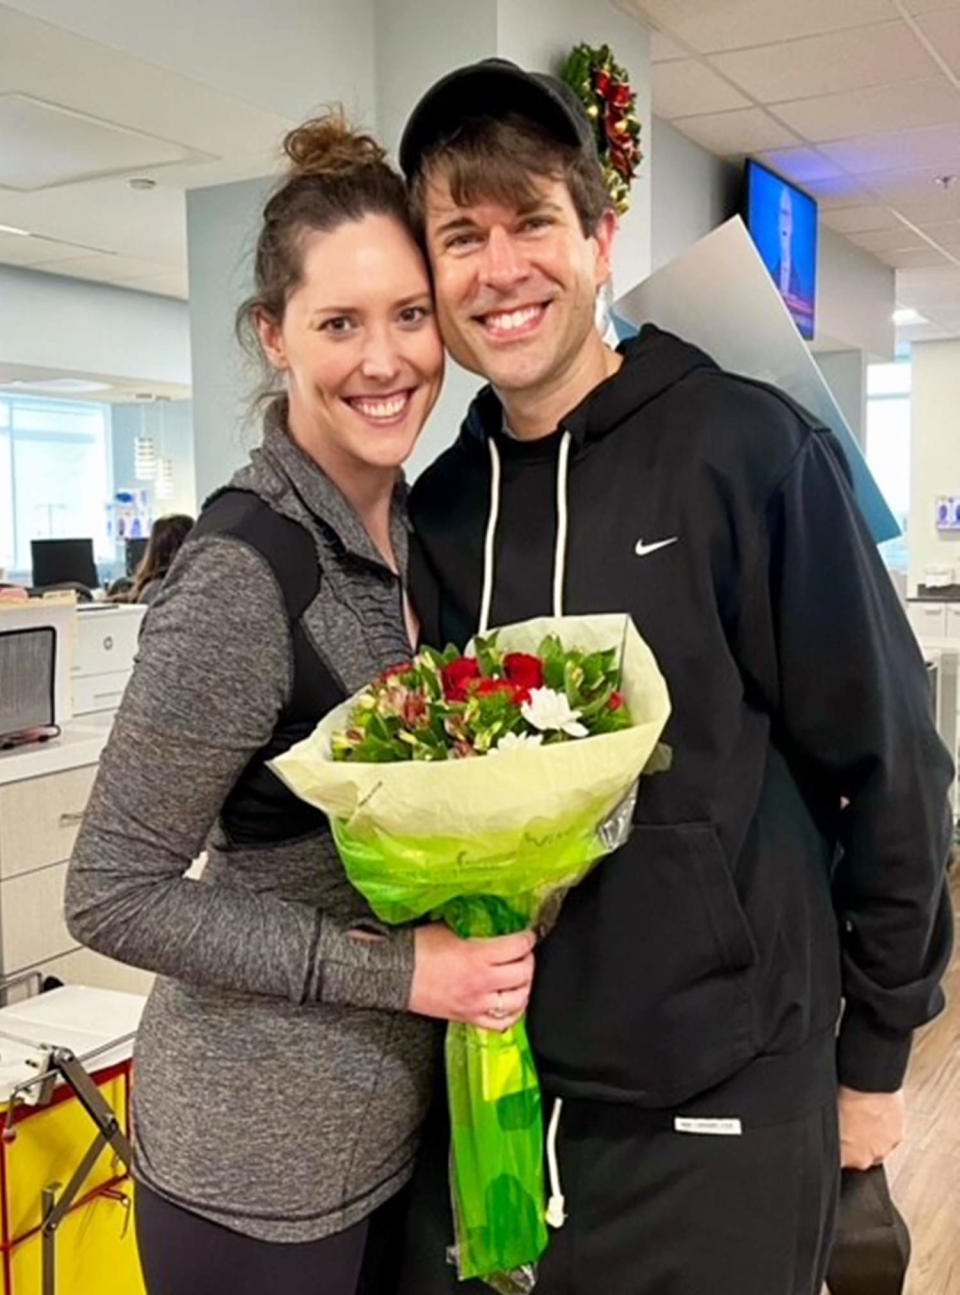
[
  {"x1": 594, "y1": 70, "x2": 611, "y2": 95},
  {"x1": 503, "y1": 652, "x2": 544, "y2": 691},
  {"x1": 380, "y1": 661, "x2": 413, "y2": 682},
  {"x1": 475, "y1": 678, "x2": 516, "y2": 698},
  {"x1": 609, "y1": 691, "x2": 623, "y2": 711},
  {"x1": 442, "y1": 657, "x2": 481, "y2": 701}
]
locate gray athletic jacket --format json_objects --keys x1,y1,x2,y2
[{"x1": 65, "y1": 405, "x2": 438, "y2": 1242}]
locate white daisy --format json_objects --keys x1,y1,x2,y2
[
  {"x1": 491, "y1": 731, "x2": 545, "y2": 755},
  {"x1": 520, "y1": 687, "x2": 588, "y2": 738}
]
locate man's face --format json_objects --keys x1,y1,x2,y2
[{"x1": 422, "y1": 171, "x2": 615, "y2": 396}]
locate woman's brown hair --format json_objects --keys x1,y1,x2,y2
[
  {"x1": 131, "y1": 514, "x2": 195, "y2": 601},
  {"x1": 236, "y1": 109, "x2": 415, "y2": 410}
]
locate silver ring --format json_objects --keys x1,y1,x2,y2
[{"x1": 490, "y1": 991, "x2": 509, "y2": 1021}]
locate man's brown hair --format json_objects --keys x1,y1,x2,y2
[{"x1": 408, "y1": 113, "x2": 611, "y2": 240}]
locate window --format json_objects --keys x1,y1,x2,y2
[
  {"x1": 865, "y1": 361, "x2": 910, "y2": 574},
  {"x1": 0, "y1": 396, "x2": 112, "y2": 579}
]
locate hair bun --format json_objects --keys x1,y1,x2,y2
[{"x1": 283, "y1": 110, "x2": 387, "y2": 180}]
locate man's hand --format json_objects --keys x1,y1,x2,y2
[{"x1": 837, "y1": 1085, "x2": 905, "y2": 1169}]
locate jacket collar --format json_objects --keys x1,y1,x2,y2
[{"x1": 235, "y1": 397, "x2": 409, "y2": 571}]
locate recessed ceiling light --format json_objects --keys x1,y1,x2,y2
[
  {"x1": 0, "y1": 223, "x2": 31, "y2": 237},
  {"x1": 892, "y1": 308, "x2": 925, "y2": 326},
  {"x1": 128, "y1": 177, "x2": 157, "y2": 191}
]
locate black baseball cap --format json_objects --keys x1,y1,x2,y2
[{"x1": 398, "y1": 58, "x2": 598, "y2": 178}]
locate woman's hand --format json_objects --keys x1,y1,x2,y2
[{"x1": 410, "y1": 924, "x2": 536, "y2": 1032}]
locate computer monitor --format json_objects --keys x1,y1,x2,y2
[
  {"x1": 31, "y1": 538, "x2": 99, "y2": 590},
  {"x1": 125, "y1": 536, "x2": 149, "y2": 577}
]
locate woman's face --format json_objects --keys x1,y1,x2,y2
[{"x1": 258, "y1": 213, "x2": 444, "y2": 475}]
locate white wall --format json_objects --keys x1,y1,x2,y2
[
  {"x1": 186, "y1": 175, "x2": 275, "y2": 502},
  {"x1": 817, "y1": 227, "x2": 895, "y2": 361},
  {"x1": 0, "y1": 266, "x2": 190, "y2": 386},
  {"x1": 815, "y1": 350, "x2": 867, "y2": 451},
  {"x1": 909, "y1": 340, "x2": 960, "y2": 596},
  {"x1": 650, "y1": 116, "x2": 738, "y2": 272}
]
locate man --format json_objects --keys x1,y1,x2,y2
[
  {"x1": 772, "y1": 183, "x2": 804, "y2": 302},
  {"x1": 397, "y1": 59, "x2": 954, "y2": 1295}
]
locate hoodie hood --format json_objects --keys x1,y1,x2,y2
[{"x1": 461, "y1": 323, "x2": 718, "y2": 452}]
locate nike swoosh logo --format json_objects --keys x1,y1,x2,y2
[{"x1": 634, "y1": 537, "x2": 678, "y2": 558}]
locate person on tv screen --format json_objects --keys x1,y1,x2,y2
[{"x1": 773, "y1": 184, "x2": 802, "y2": 302}]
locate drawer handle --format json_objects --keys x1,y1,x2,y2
[{"x1": 59, "y1": 811, "x2": 85, "y2": 828}]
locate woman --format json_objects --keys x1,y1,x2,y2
[
  {"x1": 64, "y1": 113, "x2": 535, "y2": 1295},
  {"x1": 130, "y1": 513, "x2": 194, "y2": 604}
]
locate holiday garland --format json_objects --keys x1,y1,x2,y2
[{"x1": 560, "y1": 42, "x2": 642, "y2": 214}]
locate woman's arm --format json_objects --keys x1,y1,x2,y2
[{"x1": 65, "y1": 535, "x2": 414, "y2": 1009}]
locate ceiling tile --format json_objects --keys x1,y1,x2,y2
[
  {"x1": 652, "y1": 60, "x2": 751, "y2": 118},
  {"x1": 920, "y1": 218, "x2": 960, "y2": 245},
  {"x1": 882, "y1": 246, "x2": 955, "y2": 267},
  {"x1": 818, "y1": 122, "x2": 960, "y2": 175},
  {"x1": 772, "y1": 77, "x2": 960, "y2": 142},
  {"x1": 903, "y1": 0, "x2": 960, "y2": 13},
  {"x1": 754, "y1": 146, "x2": 845, "y2": 184},
  {"x1": 626, "y1": 0, "x2": 899, "y2": 54},
  {"x1": 894, "y1": 189, "x2": 960, "y2": 222},
  {"x1": 800, "y1": 174, "x2": 877, "y2": 206},
  {"x1": 897, "y1": 264, "x2": 960, "y2": 301},
  {"x1": 822, "y1": 204, "x2": 904, "y2": 232},
  {"x1": 649, "y1": 29, "x2": 687, "y2": 62},
  {"x1": 854, "y1": 165, "x2": 960, "y2": 206},
  {"x1": 672, "y1": 108, "x2": 800, "y2": 156},
  {"x1": 915, "y1": 11, "x2": 960, "y2": 73},
  {"x1": 848, "y1": 227, "x2": 928, "y2": 251},
  {"x1": 710, "y1": 21, "x2": 938, "y2": 103}
]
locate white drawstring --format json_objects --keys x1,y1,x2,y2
[
  {"x1": 553, "y1": 431, "x2": 571, "y2": 617},
  {"x1": 478, "y1": 438, "x2": 501, "y2": 636},
  {"x1": 477, "y1": 430, "x2": 572, "y2": 634},
  {"x1": 545, "y1": 1096, "x2": 566, "y2": 1228}
]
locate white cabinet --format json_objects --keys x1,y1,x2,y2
[
  {"x1": 947, "y1": 605, "x2": 960, "y2": 642},
  {"x1": 908, "y1": 601, "x2": 947, "y2": 641},
  {"x1": 0, "y1": 764, "x2": 96, "y2": 879},
  {"x1": 0, "y1": 730, "x2": 152, "y2": 1000}
]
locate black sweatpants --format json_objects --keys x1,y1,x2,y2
[
  {"x1": 135, "y1": 1180, "x2": 407, "y2": 1295},
  {"x1": 397, "y1": 1091, "x2": 840, "y2": 1295}
]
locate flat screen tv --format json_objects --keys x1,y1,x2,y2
[{"x1": 744, "y1": 159, "x2": 818, "y2": 340}]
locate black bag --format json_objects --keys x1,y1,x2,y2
[{"x1": 825, "y1": 1166, "x2": 911, "y2": 1295}]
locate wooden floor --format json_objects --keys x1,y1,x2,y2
[{"x1": 881, "y1": 865, "x2": 960, "y2": 1295}]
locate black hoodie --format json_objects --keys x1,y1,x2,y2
[{"x1": 410, "y1": 325, "x2": 954, "y2": 1114}]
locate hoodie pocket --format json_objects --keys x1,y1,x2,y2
[{"x1": 528, "y1": 822, "x2": 759, "y2": 1104}]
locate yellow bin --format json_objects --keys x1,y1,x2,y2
[{"x1": 0, "y1": 986, "x2": 148, "y2": 1295}]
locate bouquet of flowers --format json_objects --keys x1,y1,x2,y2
[{"x1": 272, "y1": 614, "x2": 670, "y2": 1292}]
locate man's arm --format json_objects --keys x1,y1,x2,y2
[{"x1": 744, "y1": 429, "x2": 954, "y2": 1128}]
